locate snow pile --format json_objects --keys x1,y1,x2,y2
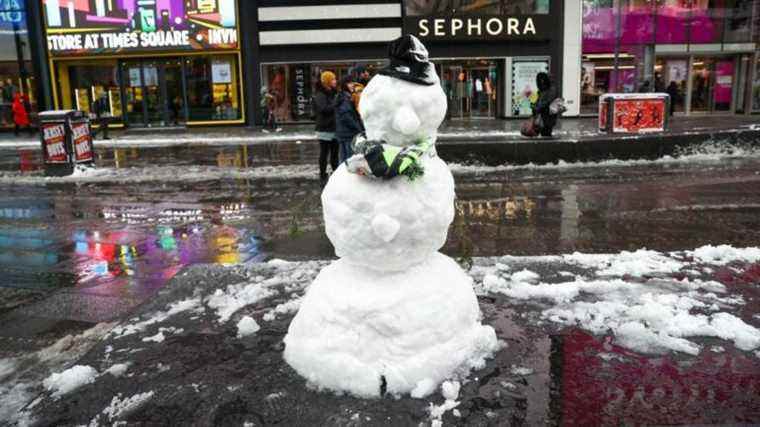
[
  {"x1": 206, "y1": 279, "x2": 277, "y2": 323},
  {"x1": 141, "y1": 327, "x2": 183, "y2": 343},
  {"x1": 321, "y1": 156, "x2": 455, "y2": 271},
  {"x1": 43, "y1": 365, "x2": 98, "y2": 398},
  {"x1": 689, "y1": 245, "x2": 760, "y2": 265},
  {"x1": 563, "y1": 249, "x2": 684, "y2": 277},
  {"x1": 104, "y1": 363, "x2": 130, "y2": 378},
  {"x1": 110, "y1": 297, "x2": 201, "y2": 338},
  {"x1": 479, "y1": 246, "x2": 760, "y2": 356},
  {"x1": 100, "y1": 391, "x2": 155, "y2": 422},
  {"x1": 236, "y1": 316, "x2": 261, "y2": 338},
  {"x1": 0, "y1": 323, "x2": 114, "y2": 426},
  {"x1": 428, "y1": 380, "x2": 461, "y2": 426},
  {"x1": 262, "y1": 297, "x2": 302, "y2": 321}
]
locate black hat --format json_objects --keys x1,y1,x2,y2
[{"x1": 378, "y1": 35, "x2": 436, "y2": 86}]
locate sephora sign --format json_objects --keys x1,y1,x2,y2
[{"x1": 405, "y1": 15, "x2": 551, "y2": 41}]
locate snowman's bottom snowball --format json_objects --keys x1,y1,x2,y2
[{"x1": 283, "y1": 252, "x2": 498, "y2": 398}]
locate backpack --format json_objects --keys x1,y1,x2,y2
[{"x1": 549, "y1": 98, "x2": 567, "y2": 116}]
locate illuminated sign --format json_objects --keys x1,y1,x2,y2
[
  {"x1": 43, "y1": 0, "x2": 238, "y2": 56},
  {"x1": 405, "y1": 15, "x2": 550, "y2": 41},
  {"x1": 403, "y1": 0, "x2": 550, "y2": 41}
]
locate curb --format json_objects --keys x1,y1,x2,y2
[{"x1": 436, "y1": 128, "x2": 760, "y2": 165}]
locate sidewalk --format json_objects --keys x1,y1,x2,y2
[{"x1": 2, "y1": 115, "x2": 758, "y2": 165}]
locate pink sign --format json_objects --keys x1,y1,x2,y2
[{"x1": 714, "y1": 61, "x2": 734, "y2": 105}]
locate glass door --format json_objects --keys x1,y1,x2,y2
[
  {"x1": 690, "y1": 57, "x2": 714, "y2": 113},
  {"x1": 444, "y1": 65, "x2": 464, "y2": 119},
  {"x1": 142, "y1": 61, "x2": 162, "y2": 126},
  {"x1": 120, "y1": 58, "x2": 187, "y2": 127},
  {"x1": 164, "y1": 59, "x2": 186, "y2": 125},
  {"x1": 470, "y1": 67, "x2": 497, "y2": 118}
]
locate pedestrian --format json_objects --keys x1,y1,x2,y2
[
  {"x1": 260, "y1": 86, "x2": 281, "y2": 132},
  {"x1": 92, "y1": 92, "x2": 111, "y2": 140},
  {"x1": 313, "y1": 70, "x2": 339, "y2": 184},
  {"x1": 12, "y1": 92, "x2": 31, "y2": 136},
  {"x1": 354, "y1": 65, "x2": 371, "y2": 87},
  {"x1": 531, "y1": 72, "x2": 560, "y2": 137},
  {"x1": 334, "y1": 76, "x2": 364, "y2": 162},
  {"x1": 666, "y1": 81, "x2": 679, "y2": 117},
  {"x1": 638, "y1": 80, "x2": 651, "y2": 93}
]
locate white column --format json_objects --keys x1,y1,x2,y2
[
  {"x1": 562, "y1": 0, "x2": 582, "y2": 116},
  {"x1": 219, "y1": 0, "x2": 235, "y2": 28},
  {"x1": 67, "y1": 1, "x2": 75, "y2": 28},
  {"x1": 46, "y1": 0, "x2": 62, "y2": 27}
]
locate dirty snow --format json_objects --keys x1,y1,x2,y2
[
  {"x1": 104, "y1": 363, "x2": 130, "y2": 378},
  {"x1": 207, "y1": 283, "x2": 276, "y2": 323},
  {"x1": 43, "y1": 365, "x2": 98, "y2": 398},
  {"x1": 477, "y1": 245, "x2": 760, "y2": 356},
  {"x1": 428, "y1": 381, "x2": 462, "y2": 425},
  {"x1": 236, "y1": 316, "x2": 261, "y2": 338},
  {"x1": 99, "y1": 391, "x2": 155, "y2": 423},
  {"x1": 262, "y1": 297, "x2": 303, "y2": 321},
  {"x1": 110, "y1": 298, "x2": 201, "y2": 338},
  {"x1": 689, "y1": 245, "x2": 760, "y2": 265}
]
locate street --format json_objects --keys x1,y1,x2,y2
[{"x1": 1, "y1": 141, "x2": 759, "y2": 425}]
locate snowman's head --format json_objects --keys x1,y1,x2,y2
[{"x1": 358, "y1": 36, "x2": 447, "y2": 147}]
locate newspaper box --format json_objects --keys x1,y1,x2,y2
[
  {"x1": 598, "y1": 93, "x2": 670, "y2": 134},
  {"x1": 39, "y1": 110, "x2": 95, "y2": 176}
]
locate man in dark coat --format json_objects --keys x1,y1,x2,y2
[
  {"x1": 532, "y1": 72, "x2": 559, "y2": 137},
  {"x1": 92, "y1": 92, "x2": 110, "y2": 140},
  {"x1": 314, "y1": 71, "x2": 339, "y2": 182}
]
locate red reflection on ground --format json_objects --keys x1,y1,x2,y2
[{"x1": 559, "y1": 329, "x2": 760, "y2": 426}]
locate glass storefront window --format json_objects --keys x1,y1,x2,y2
[
  {"x1": 0, "y1": 0, "x2": 35, "y2": 128},
  {"x1": 63, "y1": 61, "x2": 122, "y2": 123},
  {"x1": 57, "y1": 54, "x2": 241, "y2": 127},
  {"x1": 260, "y1": 61, "x2": 386, "y2": 123},
  {"x1": 186, "y1": 55, "x2": 242, "y2": 122},
  {"x1": 404, "y1": 0, "x2": 549, "y2": 15},
  {"x1": 437, "y1": 59, "x2": 500, "y2": 119},
  {"x1": 655, "y1": 57, "x2": 688, "y2": 112}
]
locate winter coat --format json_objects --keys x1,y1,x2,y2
[
  {"x1": 313, "y1": 86, "x2": 337, "y2": 132},
  {"x1": 12, "y1": 94, "x2": 29, "y2": 127},
  {"x1": 334, "y1": 91, "x2": 364, "y2": 143},
  {"x1": 532, "y1": 73, "x2": 559, "y2": 131}
]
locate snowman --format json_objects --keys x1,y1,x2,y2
[{"x1": 283, "y1": 35, "x2": 497, "y2": 398}]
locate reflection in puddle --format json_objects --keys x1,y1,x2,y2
[{"x1": 556, "y1": 329, "x2": 760, "y2": 425}]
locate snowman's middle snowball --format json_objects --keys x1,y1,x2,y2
[{"x1": 322, "y1": 155, "x2": 455, "y2": 272}]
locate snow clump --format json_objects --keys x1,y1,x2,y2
[
  {"x1": 236, "y1": 316, "x2": 261, "y2": 338},
  {"x1": 43, "y1": 365, "x2": 98, "y2": 398}
]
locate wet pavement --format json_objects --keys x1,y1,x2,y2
[
  {"x1": 1, "y1": 149, "x2": 760, "y2": 322},
  {"x1": 0, "y1": 141, "x2": 759, "y2": 425}
]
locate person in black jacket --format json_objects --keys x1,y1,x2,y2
[
  {"x1": 314, "y1": 71, "x2": 338, "y2": 182},
  {"x1": 532, "y1": 72, "x2": 560, "y2": 137},
  {"x1": 666, "y1": 81, "x2": 679, "y2": 117},
  {"x1": 335, "y1": 76, "x2": 365, "y2": 162},
  {"x1": 92, "y1": 92, "x2": 110, "y2": 140}
]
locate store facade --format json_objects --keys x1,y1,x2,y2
[
  {"x1": 247, "y1": 0, "x2": 574, "y2": 124},
  {"x1": 0, "y1": 0, "x2": 49, "y2": 129},
  {"x1": 581, "y1": 0, "x2": 760, "y2": 116},
  {"x1": 43, "y1": 0, "x2": 244, "y2": 128}
]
